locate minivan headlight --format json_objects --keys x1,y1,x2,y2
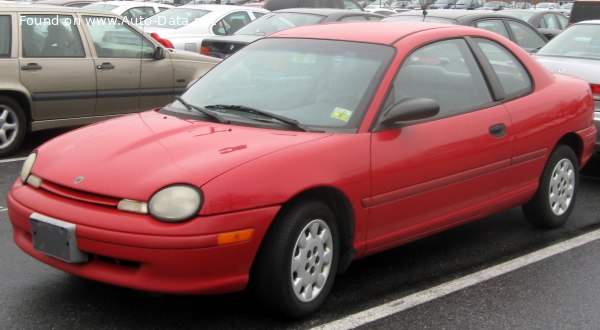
[{"x1": 148, "y1": 185, "x2": 202, "y2": 222}]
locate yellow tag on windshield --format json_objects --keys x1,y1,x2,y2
[{"x1": 330, "y1": 107, "x2": 353, "y2": 123}]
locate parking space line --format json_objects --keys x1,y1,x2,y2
[
  {"x1": 0, "y1": 157, "x2": 27, "y2": 164},
  {"x1": 0, "y1": 206, "x2": 7, "y2": 212},
  {"x1": 313, "y1": 229, "x2": 600, "y2": 330}
]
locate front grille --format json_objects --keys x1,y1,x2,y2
[
  {"x1": 39, "y1": 180, "x2": 119, "y2": 207},
  {"x1": 88, "y1": 253, "x2": 141, "y2": 268}
]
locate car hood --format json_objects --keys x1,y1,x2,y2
[
  {"x1": 33, "y1": 111, "x2": 330, "y2": 200},
  {"x1": 167, "y1": 47, "x2": 221, "y2": 63},
  {"x1": 204, "y1": 34, "x2": 262, "y2": 44},
  {"x1": 535, "y1": 55, "x2": 600, "y2": 84}
]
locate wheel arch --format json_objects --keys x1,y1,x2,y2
[
  {"x1": 555, "y1": 132, "x2": 583, "y2": 166},
  {"x1": 0, "y1": 89, "x2": 32, "y2": 130}
]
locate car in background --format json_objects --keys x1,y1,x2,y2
[
  {"x1": 535, "y1": 20, "x2": 600, "y2": 151},
  {"x1": 138, "y1": 5, "x2": 269, "y2": 52},
  {"x1": 429, "y1": 0, "x2": 456, "y2": 9},
  {"x1": 511, "y1": 1, "x2": 533, "y2": 9},
  {"x1": 451, "y1": 0, "x2": 485, "y2": 9},
  {"x1": 35, "y1": 0, "x2": 99, "y2": 7},
  {"x1": 475, "y1": 1, "x2": 507, "y2": 10},
  {"x1": 84, "y1": 1, "x2": 173, "y2": 22},
  {"x1": 263, "y1": 0, "x2": 365, "y2": 10},
  {"x1": 0, "y1": 6, "x2": 220, "y2": 156},
  {"x1": 8, "y1": 20, "x2": 595, "y2": 319},
  {"x1": 533, "y1": 1, "x2": 559, "y2": 10},
  {"x1": 501, "y1": 9, "x2": 568, "y2": 39},
  {"x1": 364, "y1": 6, "x2": 399, "y2": 15},
  {"x1": 384, "y1": 10, "x2": 548, "y2": 53},
  {"x1": 201, "y1": 8, "x2": 384, "y2": 58},
  {"x1": 568, "y1": 0, "x2": 600, "y2": 24}
]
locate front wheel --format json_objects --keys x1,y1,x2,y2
[
  {"x1": 251, "y1": 200, "x2": 339, "y2": 318},
  {"x1": 523, "y1": 144, "x2": 579, "y2": 228}
]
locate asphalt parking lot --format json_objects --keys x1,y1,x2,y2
[{"x1": 1, "y1": 130, "x2": 600, "y2": 328}]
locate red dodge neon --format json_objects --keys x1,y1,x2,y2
[{"x1": 8, "y1": 21, "x2": 597, "y2": 318}]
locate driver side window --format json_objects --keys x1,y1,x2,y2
[{"x1": 84, "y1": 15, "x2": 155, "y2": 58}]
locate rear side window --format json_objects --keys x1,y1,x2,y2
[
  {"x1": 21, "y1": 15, "x2": 85, "y2": 58},
  {"x1": 475, "y1": 38, "x2": 532, "y2": 98},
  {"x1": 506, "y1": 20, "x2": 547, "y2": 53},
  {"x1": 569, "y1": 1, "x2": 600, "y2": 24},
  {"x1": 0, "y1": 16, "x2": 10, "y2": 57}
]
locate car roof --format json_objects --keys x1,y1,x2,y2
[
  {"x1": 390, "y1": 9, "x2": 529, "y2": 22},
  {"x1": 273, "y1": 7, "x2": 379, "y2": 15},
  {"x1": 267, "y1": 20, "x2": 465, "y2": 44},
  {"x1": 177, "y1": 4, "x2": 268, "y2": 11}
]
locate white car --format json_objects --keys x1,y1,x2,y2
[
  {"x1": 85, "y1": 1, "x2": 173, "y2": 23},
  {"x1": 138, "y1": 5, "x2": 269, "y2": 53},
  {"x1": 533, "y1": 2, "x2": 558, "y2": 10}
]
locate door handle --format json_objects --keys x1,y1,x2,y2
[
  {"x1": 21, "y1": 63, "x2": 42, "y2": 71},
  {"x1": 96, "y1": 62, "x2": 115, "y2": 70},
  {"x1": 489, "y1": 123, "x2": 506, "y2": 137}
]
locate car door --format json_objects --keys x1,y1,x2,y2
[
  {"x1": 81, "y1": 14, "x2": 173, "y2": 115},
  {"x1": 18, "y1": 13, "x2": 96, "y2": 121},
  {"x1": 367, "y1": 38, "x2": 513, "y2": 252}
]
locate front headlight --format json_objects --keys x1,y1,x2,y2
[
  {"x1": 148, "y1": 185, "x2": 202, "y2": 223},
  {"x1": 21, "y1": 152, "x2": 37, "y2": 184}
]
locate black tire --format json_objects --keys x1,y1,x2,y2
[
  {"x1": 0, "y1": 96, "x2": 27, "y2": 157},
  {"x1": 522, "y1": 144, "x2": 579, "y2": 228},
  {"x1": 251, "y1": 199, "x2": 339, "y2": 318}
]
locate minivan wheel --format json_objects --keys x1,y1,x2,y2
[
  {"x1": 251, "y1": 199, "x2": 339, "y2": 318},
  {"x1": 523, "y1": 144, "x2": 579, "y2": 228},
  {"x1": 0, "y1": 96, "x2": 26, "y2": 157}
]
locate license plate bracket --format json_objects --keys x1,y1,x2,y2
[{"x1": 30, "y1": 213, "x2": 88, "y2": 263}]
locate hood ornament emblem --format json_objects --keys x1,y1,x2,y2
[{"x1": 74, "y1": 176, "x2": 85, "y2": 184}]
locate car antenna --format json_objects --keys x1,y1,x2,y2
[{"x1": 420, "y1": 0, "x2": 427, "y2": 21}]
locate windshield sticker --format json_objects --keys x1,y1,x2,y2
[{"x1": 330, "y1": 107, "x2": 353, "y2": 123}]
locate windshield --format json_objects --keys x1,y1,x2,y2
[
  {"x1": 235, "y1": 13, "x2": 326, "y2": 36},
  {"x1": 140, "y1": 8, "x2": 210, "y2": 29},
  {"x1": 85, "y1": 4, "x2": 118, "y2": 11},
  {"x1": 168, "y1": 38, "x2": 394, "y2": 132},
  {"x1": 537, "y1": 24, "x2": 600, "y2": 60}
]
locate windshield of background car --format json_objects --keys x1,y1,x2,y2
[
  {"x1": 537, "y1": 24, "x2": 600, "y2": 60},
  {"x1": 234, "y1": 13, "x2": 326, "y2": 36},
  {"x1": 168, "y1": 38, "x2": 394, "y2": 132},
  {"x1": 140, "y1": 8, "x2": 210, "y2": 29},
  {"x1": 384, "y1": 15, "x2": 457, "y2": 24}
]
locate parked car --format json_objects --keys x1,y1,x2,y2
[
  {"x1": 8, "y1": 20, "x2": 596, "y2": 318},
  {"x1": 84, "y1": 1, "x2": 173, "y2": 22},
  {"x1": 138, "y1": 5, "x2": 269, "y2": 52},
  {"x1": 429, "y1": 0, "x2": 456, "y2": 9},
  {"x1": 501, "y1": 9, "x2": 568, "y2": 39},
  {"x1": 35, "y1": 0, "x2": 100, "y2": 7},
  {"x1": 475, "y1": 0, "x2": 508, "y2": 10},
  {"x1": 364, "y1": 6, "x2": 399, "y2": 14},
  {"x1": 0, "y1": 6, "x2": 220, "y2": 156},
  {"x1": 568, "y1": 0, "x2": 600, "y2": 24},
  {"x1": 451, "y1": 0, "x2": 485, "y2": 9},
  {"x1": 534, "y1": 1, "x2": 559, "y2": 10},
  {"x1": 535, "y1": 20, "x2": 600, "y2": 151},
  {"x1": 200, "y1": 8, "x2": 384, "y2": 58},
  {"x1": 511, "y1": 1, "x2": 533, "y2": 9},
  {"x1": 263, "y1": 0, "x2": 365, "y2": 10},
  {"x1": 385, "y1": 10, "x2": 548, "y2": 53}
]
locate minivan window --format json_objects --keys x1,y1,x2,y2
[{"x1": 569, "y1": 1, "x2": 600, "y2": 24}]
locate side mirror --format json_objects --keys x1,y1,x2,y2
[
  {"x1": 374, "y1": 97, "x2": 439, "y2": 132},
  {"x1": 154, "y1": 47, "x2": 166, "y2": 60}
]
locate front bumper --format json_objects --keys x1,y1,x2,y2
[{"x1": 7, "y1": 181, "x2": 279, "y2": 294}]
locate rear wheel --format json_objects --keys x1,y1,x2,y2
[
  {"x1": 0, "y1": 96, "x2": 26, "y2": 156},
  {"x1": 251, "y1": 200, "x2": 339, "y2": 318},
  {"x1": 523, "y1": 144, "x2": 579, "y2": 228}
]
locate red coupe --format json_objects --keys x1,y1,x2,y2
[{"x1": 8, "y1": 21, "x2": 597, "y2": 318}]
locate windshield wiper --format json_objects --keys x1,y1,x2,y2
[
  {"x1": 205, "y1": 104, "x2": 308, "y2": 132},
  {"x1": 175, "y1": 96, "x2": 229, "y2": 124}
]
